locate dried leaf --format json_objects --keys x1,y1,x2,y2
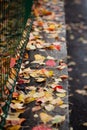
[
  {"x1": 46, "y1": 60, "x2": 56, "y2": 67},
  {"x1": 53, "y1": 85, "x2": 63, "y2": 91},
  {"x1": 33, "y1": 91, "x2": 45, "y2": 98},
  {"x1": 18, "y1": 93, "x2": 25, "y2": 102},
  {"x1": 24, "y1": 53, "x2": 29, "y2": 59},
  {"x1": 6, "y1": 125, "x2": 21, "y2": 130},
  {"x1": 56, "y1": 88, "x2": 66, "y2": 93},
  {"x1": 47, "y1": 24, "x2": 56, "y2": 31},
  {"x1": 52, "y1": 115, "x2": 65, "y2": 124},
  {"x1": 34, "y1": 54, "x2": 45, "y2": 61},
  {"x1": 56, "y1": 93, "x2": 66, "y2": 98},
  {"x1": 45, "y1": 104, "x2": 54, "y2": 111},
  {"x1": 41, "y1": 69, "x2": 54, "y2": 77},
  {"x1": 51, "y1": 98, "x2": 63, "y2": 105},
  {"x1": 48, "y1": 44, "x2": 61, "y2": 51},
  {"x1": 35, "y1": 77, "x2": 46, "y2": 82},
  {"x1": 32, "y1": 106, "x2": 41, "y2": 112},
  {"x1": 40, "y1": 112, "x2": 52, "y2": 124},
  {"x1": 83, "y1": 122, "x2": 87, "y2": 126},
  {"x1": 47, "y1": 56, "x2": 55, "y2": 60},
  {"x1": 6, "y1": 117, "x2": 25, "y2": 125},
  {"x1": 10, "y1": 102, "x2": 25, "y2": 110},
  {"x1": 10, "y1": 58, "x2": 16, "y2": 68},
  {"x1": 32, "y1": 124, "x2": 52, "y2": 130},
  {"x1": 59, "y1": 104, "x2": 68, "y2": 108},
  {"x1": 60, "y1": 75, "x2": 68, "y2": 80},
  {"x1": 12, "y1": 92, "x2": 19, "y2": 98}
]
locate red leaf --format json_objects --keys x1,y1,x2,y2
[
  {"x1": 46, "y1": 60, "x2": 56, "y2": 67},
  {"x1": 54, "y1": 45, "x2": 61, "y2": 51},
  {"x1": 54, "y1": 85, "x2": 63, "y2": 91},
  {"x1": 32, "y1": 125, "x2": 52, "y2": 130},
  {"x1": 18, "y1": 79, "x2": 24, "y2": 84},
  {"x1": 10, "y1": 58, "x2": 16, "y2": 68}
]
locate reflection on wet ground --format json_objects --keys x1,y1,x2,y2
[{"x1": 65, "y1": 0, "x2": 87, "y2": 130}]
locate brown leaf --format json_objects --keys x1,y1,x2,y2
[
  {"x1": 5, "y1": 125, "x2": 21, "y2": 130},
  {"x1": 60, "y1": 75, "x2": 68, "y2": 80},
  {"x1": 32, "y1": 106, "x2": 41, "y2": 112}
]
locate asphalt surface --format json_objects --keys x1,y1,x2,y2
[{"x1": 65, "y1": 0, "x2": 87, "y2": 130}]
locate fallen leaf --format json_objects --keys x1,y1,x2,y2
[
  {"x1": 47, "y1": 56, "x2": 55, "y2": 60},
  {"x1": 46, "y1": 59, "x2": 56, "y2": 67},
  {"x1": 41, "y1": 69, "x2": 54, "y2": 77},
  {"x1": 48, "y1": 44, "x2": 61, "y2": 51},
  {"x1": 35, "y1": 77, "x2": 46, "y2": 82},
  {"x1": 47, "y1": 24, "x2": 55, "y2": 31},
  {"x1": 10, "y1": 102, "x2": 25, "y2": 110},
  {"x1": 51, "y1": 98, "x2": 63, "y2": 105},
  {"x1": 6, "y1": 125, "x2": 21, "y2": 130},
  {"x1": 32, "y1": 106, "x2": 41, "y2": 112},
  {"x1": 32, "y1": 124, "x2": 52, "y2": 130},
  {"x1": 24, "y1": 53, "x2": 29, "y2": 59},
  {"x1": 52, "y1": 115, "x2": 65, "y2": 124},
  {"x1": 10, "y1": 58, "x2": 16, "y2": 68},
  {"x1": 40, "y1": 112, "x2": 52, "y2": 124},
  {"x1": 56, "y1": 93, "x2": 66, "y2": 98},
  {"x1": 34, "y1": 54, "x2": 45, "y2": 61},
  {"x1": 18, "y1": 93, "x2": 25, "y2": 102},
  {"x1": 53, "y1": 85, "x2": 63, "y2": 91},
  {"x1": 45, "y1": 104, "x2": 54, "y2": 111},
  {"x1": 12, "y1": 92, "x2": 19, "y2": 98},
  {"x1": 56, "y1": 88, "x2": 66, "y2": 93},
  {"x1": 6, "y1": 117, "x2": 25, "y2": 125},
  {"x1": 83, "y1": 122, "x2": 87, "y2": 126},
  {"x1": 60, "y1": 75, "x2": 68, "y2": 80},
  {"x1": 59, "y1": 104, "x2": 68, "y2": 108}
]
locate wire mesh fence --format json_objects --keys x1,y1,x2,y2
[{"x1": 0, "y1": 0, "x2": 34, "y2": 128}]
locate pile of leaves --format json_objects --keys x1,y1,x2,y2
[{"x1": 3, "y1": 0, "x2": 68, "y2": 130}]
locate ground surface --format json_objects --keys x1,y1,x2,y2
[
  {"x1": 0, "y1": 0, "x2": 69, "y2": 130},
  {"x1": 65, "y1": 0, "x2": 87, "y2": 130}
]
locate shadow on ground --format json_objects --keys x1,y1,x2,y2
[{"x1": 65, "y1": 0, "x2": 87, "y2": 130}]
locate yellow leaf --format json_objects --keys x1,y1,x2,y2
[
  {"x1": 34, "y1": 54, "x2": 45, "y2": 61},
  {"x1": 6, "y1": 125, "x2": 21, "y2": 130},
  {"x1": 18, "y1": 93, "x2": 25, "y2": 102},
  {"x1": 41, "y1": 69, "x2": 53, "y2": 77},
  {"x1": 40, "y1": 112, "x2": 52, "y2": 124},
  {"x1": 25, "y1": 97, "x2": 35, "y2": 103},
  {"x1": 56, "y1": 93, "x2": 66, "y2": 98},
  {"x1": 35, "y1": 77, "x2": 46, "y2": 82},
  {"x1": 48, "y1": 24, "x2": 56, "y2": 31},
  {"x1": 51, "y1": 98, "x2": 63, "y2": 105}
]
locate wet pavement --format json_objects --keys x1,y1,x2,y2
[{"x1": 65, "y1": 0, "x2": 87, "y2": 130}]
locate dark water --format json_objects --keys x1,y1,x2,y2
[{"x1": 65, "y1": 0, "x2": 87, "y2": 130}]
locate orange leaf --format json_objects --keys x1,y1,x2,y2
[
  {"x1": 12, "y1": 92, "x2": 19, "y2": 98},
  {"x1": 10, "y1": 58, "x2": 16, "y2": 68},
  {"x1": 34, "y1": 8, "x2": 39, "y2": 17},
  {"x1": 47, "y1": 24, "x2": 55, "y2": 31},
  {"x1": 38, "y1": 21, "x2": 44, "y2": 26}
]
